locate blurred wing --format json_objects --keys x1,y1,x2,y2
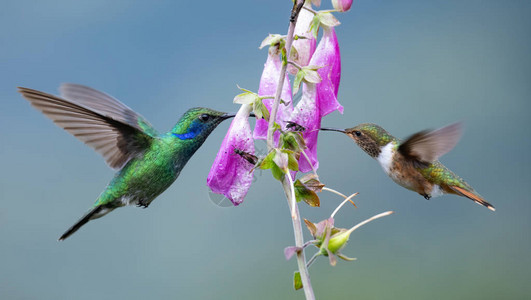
[
  {"x1": 398, "y1": 122, "x2": 462, "y2": 163},
  {"x1": 18, "y1": 87, "x2": 156, "y2": 169},
  {"x1": 59, "y1": 83, "x2": 159, "y2": 137}
]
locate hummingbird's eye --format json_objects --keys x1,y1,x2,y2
[
  {"x1": 199, "y1": 114, "x2": 211, "y2": 122},
  {"x1": 354, "y1": 131, "x2": 362, "y2": 137}
]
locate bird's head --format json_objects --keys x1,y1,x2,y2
[
  {"x1": 171, "y1": 107, "x2": 234, "y2": 141},
  {"x1": 344, "y1": 123, "x2": 394, "y2": 157},
  {"x1": 321, "y1": 123, "x2": 394, "y2": 158}
]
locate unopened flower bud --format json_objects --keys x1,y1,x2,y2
[
  {"x1": 331, "y1": 0, "x2": 353, "y2": 12},
  {"x1": 324, "y1": 229, "x2": 351, "y2": 255}
]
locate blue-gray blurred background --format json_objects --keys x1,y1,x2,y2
[{"x1": 1, "y1": 0, "x2": 530, "y2": 299}]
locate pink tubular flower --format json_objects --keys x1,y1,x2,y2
[
  {"x1": 207, "y1": 104, "x2": 254, "y2": 205},
  {"x1": 288, "y1": 26, "x2": 343, "y2": 173},
  {"x1": 314, "y1": 27, "x2": 343, "y2": 117},
  {"x1": 289, "y1": 4, "x2": 317, "y2": 74},
  {"x1": 290, "y1": 83, "x2": 320, "y2": 173},
  {"x1": 253, "y1": 49, "x2": 293, "y2": 141}
]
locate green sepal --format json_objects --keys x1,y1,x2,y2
[
  {"x1": 272, "y1": 122, "x2": 282, "y2": 133},
  {"x1": 286, "y1": 151, "x2": 299, "y2": 171},
  {"x1": 294, "y1": 179, "x2": 320, "y2": 207},
  {"x1": 271, "y1": 164, "x2": 285, "y2": 181},
  {"x1": 281, "y1": 47, "x2": 288, "y2": 66},
  {"x1": 337, "y1": 253, "x2": 357, "y2": 262},
  {"x1": 309, "y1": 11, "x2": 341, "y2": 39},
  {"x1": 259, "y1": 34, "x2": 284, "y2": 50},
  {"x1": 260, "y1": 149, "x2": 288, "y2": 181},
  {"x1": 259, "y1": 150, "x2": 276, "y2": 170},
  {"x1": 309, "y1": 14, "x2": 321, "y2": 39},
  {"x1": 253, "y1": 98, "x2": 270, "y2": 121},
  {"x1": 273, "y1": 149, "x2": 289, "y2": 170},
  {"x1": 234, "y1": 86, "x2": 259, "y2": 105},
  {"x1": 319, "y1": 12, "x2": 340, "y2": 27},
  {"x1": 289, "y1": 45, "x2": 299, "y2": 62},
  {"x1": 298, "y1": 173, "x2": 324, "y2": 192},
  {"x1": 293, "y1": 271, "x2": 303, "y2": 290},
  {"x1": 280, "y1": 131, "x2": 304, "y2": 153},
  {"x1": 293, "y1": 69, "x2": 305, "y2": 95},
  {"x1": 302, "y1": 66, "x2": 322, "y2": 84},
  {"x1": 293, "y1": 66, "x2": 322, "y2": 95}
]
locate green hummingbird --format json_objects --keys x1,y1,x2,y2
[
  {"x1": 18, "y1": 84, "x2": 236, "y2": 240},
  {"x1": 321, "y1": 123, "x2": 495, "y2": 211}
]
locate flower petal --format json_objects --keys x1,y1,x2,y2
[
  {"x1": 289, "y1": 82, "x2": 320, "y2": 172},
  {"x1": 313, "y1": 27, "x2": 343, "y2": 117},
  {"x1": 288, "y1": 27, "x2": 344, "y2": 173},
  {"x1": 253, "y1": 50, "x2": 293, "y2": 141},
  {"x1": 290, "y1": 5, "x2": 317, "y2": 74},
  {"x1": 207, "y1": 104, "x2": 254, "y2": 205}
]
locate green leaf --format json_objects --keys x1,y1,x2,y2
[
  {"x1": 293, "y1": 69, "x2": 305, "y2": 95},
  {"x1": 293, "y1": 272, "x2": 303, "y2": 290}
]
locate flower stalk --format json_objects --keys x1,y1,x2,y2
[{"x1": 266, "y1": 1, "x2": 315, "y2": 299}]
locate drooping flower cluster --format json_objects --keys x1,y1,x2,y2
[{"x1": 207, "y1": 2, "x2": 345, "y2": 205}]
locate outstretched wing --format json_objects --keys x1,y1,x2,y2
[
  {"x1": 398, "y1": 122, "x2": 462, "y2": 163},
  {"x1": 59, "y1": 83, "x2": 158, "y2": 137},
  {"x1": 18, "y1": 86, "x2": 158, "y2": 169}
]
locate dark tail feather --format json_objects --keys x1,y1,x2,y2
[
  {"x1": 58, "y1": 206, "x2": 103, "y2": 241},
  {"x1": 450, "y1": 186, "x2": 496, "y2": 212}
]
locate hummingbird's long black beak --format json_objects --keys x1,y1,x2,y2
[
  {"x1": 320, "y1": 127, "x2": 346, "y2": 133},
  {"x1": 220, "y1": 113, "x2": 236, "y2": 120},
  {"x1": 221, "y1": 112, "x2": 256, "y2": 120}
]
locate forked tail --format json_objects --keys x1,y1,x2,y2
[
  {"x1": 450, "y1": 186, "x2": 495, "y2": 212},
  {"x1": 58, "y1": 206, "x2": 104, "y2": 241}
]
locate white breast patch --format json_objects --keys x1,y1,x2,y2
[{"x1": 377, "y1": 142, "x2": 395, "y2": 174}]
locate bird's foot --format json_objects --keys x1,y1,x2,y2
[
  {"x1": 422, "y1": 194, "x2": 431, "y2": 200},
  {"x1": 137, "y1": 201, "x2": 149, "y2": 208}
]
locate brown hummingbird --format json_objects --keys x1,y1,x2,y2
[{"x1": 321, "y1": 123, "x2": 495, "y2": 211}]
